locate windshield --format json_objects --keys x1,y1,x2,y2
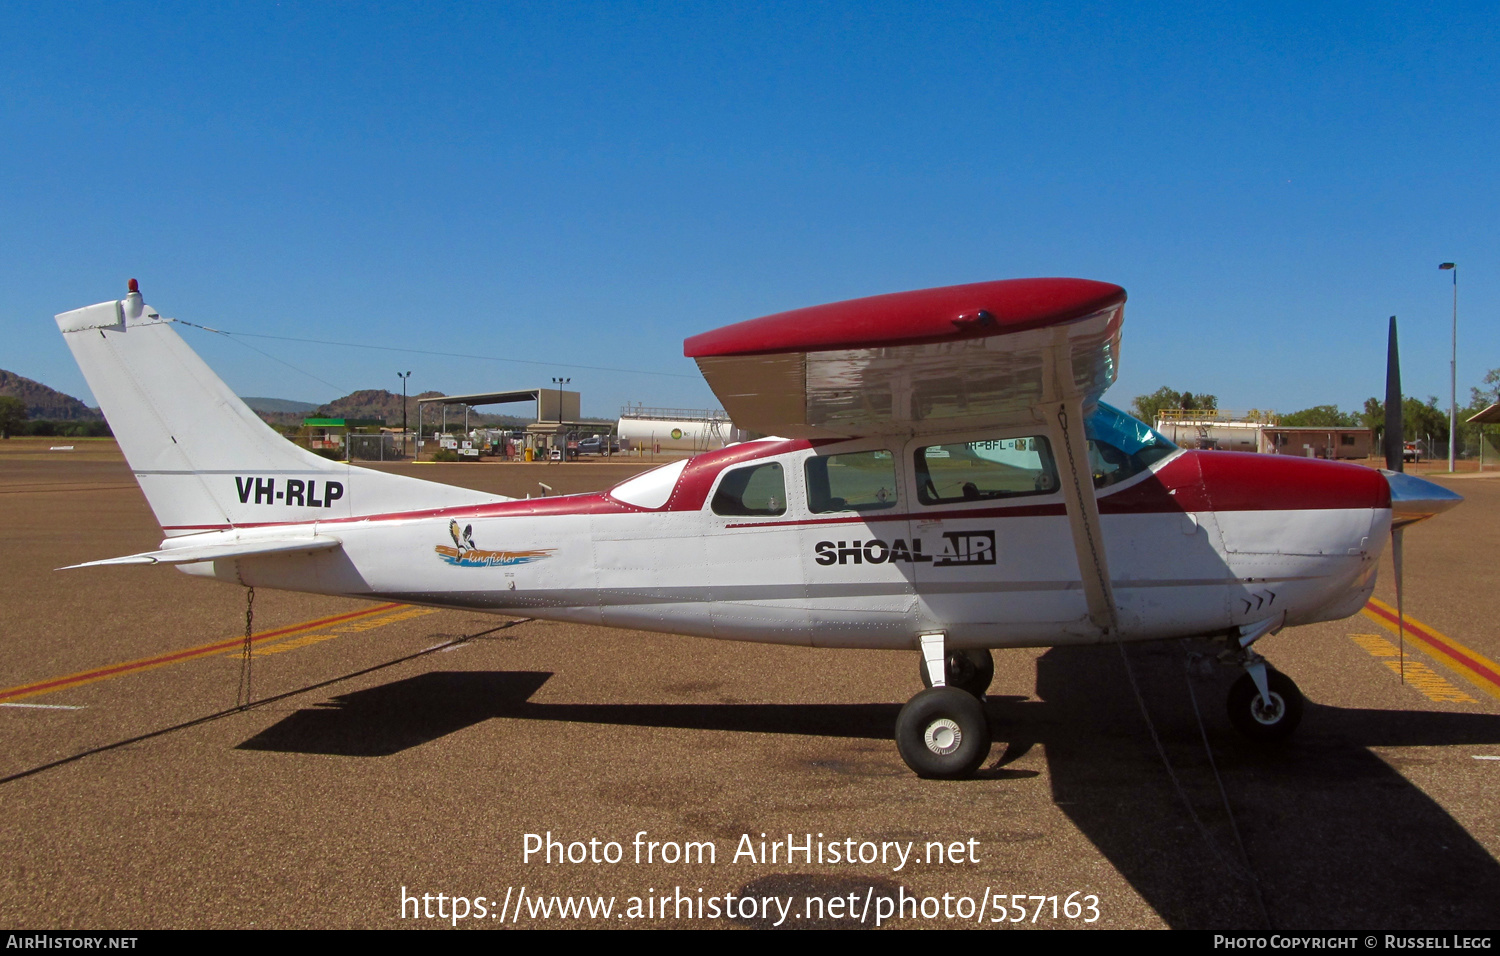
[
  {"x1": 1081, "y1": 403, "x2": 1177, "y2": 486},
  {"x1": 1085, "y1": 402, "x2": 1176, "y2": 456}
]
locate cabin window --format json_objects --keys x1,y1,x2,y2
[
  {"x1": 711, "y1": 462, "x2": 787, "y2": 516},
  {"x1": 805, "y1": 450, "x2": 899, "y2": 513},
  {"x1": 915, "y1": 437, "x2": 1058, "y2": 504}
]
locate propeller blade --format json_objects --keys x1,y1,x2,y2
[{"x1": 1385, "y1": 315, "x2": 1403, "y2": 473}]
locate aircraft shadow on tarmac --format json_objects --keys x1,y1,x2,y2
[{"x1": 239, "y1": 648, "x2": 1500, "y2": 930}]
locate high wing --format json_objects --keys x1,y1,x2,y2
[
  {"x1": 684, "y1": 278, "x2": 1125, "y2": 439},
  {"x1": 687, "y1": 277, "x2": 1129, "y2": 638}
]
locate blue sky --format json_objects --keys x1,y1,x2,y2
[{"x1": 4, "y1": 1, "x2": 1497, "y2": 420}]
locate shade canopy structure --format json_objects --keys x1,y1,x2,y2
[{"x1": 1467, "y1": 403, "x2": 1500, "y2": 425}]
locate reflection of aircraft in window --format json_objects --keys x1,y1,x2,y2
[{"x1": 55, "y1": 279, "x2": 1460, "y2": 778}]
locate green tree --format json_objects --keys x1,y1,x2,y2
[
  {"x1": 1131, "y1": 387, "x2": 1180, "y2": 425},
  {"x1": 1403, "y1": 396, "x2": 1449, "y2": 449},
  {"x1": 1360, "y1": 396, "x2": 1450, "y2": 445},
  {"x1": 1131, "y1": 387, "x2": 1218, "y2": 424},
  {"x1": 1280, "y1": 405, "x2": 1356, "y2": 427},
  {"x1": 1483, "y1": 368, "x2": 1500, "y2": 403},
  {"x1": 0, "y1": 396, "x2": 25, "y2": 439},
  {"x1": 1460, "y1": 385, "x2": 1498, "y2": 458},
  {"x1": 1178, "y1": 391, "x2": 1218, "y2": 411}
]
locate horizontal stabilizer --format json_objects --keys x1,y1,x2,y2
[{"x1": 60, "y1": 535, "x2": 342, "y2": 570}]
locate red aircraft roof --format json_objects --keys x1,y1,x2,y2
[{"x1": 684, "y1": 278, "x2": 1126, "y2": 358}]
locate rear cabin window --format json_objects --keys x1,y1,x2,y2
[
  {"x1": 711, "y1": 462, "x2": 786, "y2": 516},
  {"x1": 915, "y1": 437, "x2": 1058, "y2": 504},
  {"x1": 805, "y1": 450, "x2": 899, "y2": 514}
]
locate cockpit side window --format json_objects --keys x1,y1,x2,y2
[{"x1": 711, "y1": 461, "x2": 787, "y2": 516}]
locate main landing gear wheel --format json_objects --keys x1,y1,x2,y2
[
  {"x1": 919, "y1": 648, "x2": 995, "y2": 698},
  {"x1": 1227, "y1": 669, "x2": 1304, "y2": 742},
  {"x1": 895, "y1": 687, "x2": 992, "y2": 779}
]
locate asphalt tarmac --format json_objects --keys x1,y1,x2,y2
[{"x1": 1, "y1": 439, "x2": 1496, "y2": 930}]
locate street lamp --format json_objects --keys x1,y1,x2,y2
[
  {"x1": 1440, "y1": 263, "x2": 1456, "y2": 472},
  {"x1": 551, "y1": 376, "x2": 570, "y2": 461},
  {"x1": 397, "y1": 371, "x2": 412, "y2": 458}
]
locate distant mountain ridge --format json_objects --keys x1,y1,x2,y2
[
  {"x1": 0, "y1": 370, "x2": 101, "y2": 420},
  {"x1": 0, "y1": 371, "x2": 556, "y2": 430},
  {"x1": 241, "y1": 396, "x2": 319, "y2": 414},
  {"x1": 249, "y1": 389, "x2": 533, "y2": 428}
]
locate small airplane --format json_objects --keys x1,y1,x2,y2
[{"x1": 54, "y1": 279, "x2": 1462, "y2": 778}]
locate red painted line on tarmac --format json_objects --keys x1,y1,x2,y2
[
  {"x1": 0, "y1": 603, "x2": 404, "y2": 703},
  {"x1": 1362, "y1": 599, "x2": 1500, "y2": 696}
]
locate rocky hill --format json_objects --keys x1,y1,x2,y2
[
  {"x1": 251, "y1": 389, "x2": 531, "y2": 428},
  {"x1": 0, "y1": 370, "x2": 101, "y2": 420},
  {"x1": 241, "y1": 397, "x2": 319, "y2": 414},
  {"x1": 0, "y1": 371, "x2": 595, "y2": 431}
]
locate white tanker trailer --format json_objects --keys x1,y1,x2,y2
[
  {"x1": 1153, "y1": 418, "x2": 1262, "y2": 452},
  {"x1": 616, "y1": 407, "x2": 746, "y2": 452}
]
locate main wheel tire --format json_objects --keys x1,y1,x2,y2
[
  {"x1": 1227, "y1": 669, "x2": 1304, "y2": 742},
  {"x1": 919, "y1": 648, "x2": 995, "y2": 698},
  {"x1": 895, "y1": 687, "x2": 992, "y2": 779}
]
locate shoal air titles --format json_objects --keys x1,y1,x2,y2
[{"x1": 814, "y1": 531, "x2": 996, "y2": 567}]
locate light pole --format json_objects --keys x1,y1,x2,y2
[
  {"x1": 1440, "y1": 263, "x2": 1456, "y2": 471},
  {"x1": 397, "y1": 371, "x2": 412, "y2": 458},
  {"x1": 551, "y1": 376, "x2": 570, "y2": 461}
]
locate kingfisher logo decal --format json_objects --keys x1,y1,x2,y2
[
  {"x1": 814, "y1": 531, "x2": 996, "y2": 567},
  {"x1": 435, "y1": 520, "x2": 554, "y2": 568}
]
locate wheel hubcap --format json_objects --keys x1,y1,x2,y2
[
  {"x1": 1250, "y1": 692, "x2": 1285, "y2": 725},
  {"x1": 924, "y1": 718, "x2": 962, "y2": 755}
]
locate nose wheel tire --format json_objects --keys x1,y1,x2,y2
[
  {"x1": 895, "y1": 687, "x2": 992, "y2": 779},
  {"x1": 919, "y1": 647, "x2": 995, "y2": 698},
  {"x1": 1227, "y1": 669, "x2": 1304, "y2": 742}
]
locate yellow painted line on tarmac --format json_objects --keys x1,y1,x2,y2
[
  {"x1": 0, "y1": 603, "x2": 409, "y2": 703},
  {"x1": 243, "y1": 607, "x2": 437, "y2": 657},
  {"x1": 1347, "y1": 634, "x2": 1477, "y2": 704},
  {"x1": 1360, "y1": 599, "x2": 1500, "y2": 701}
]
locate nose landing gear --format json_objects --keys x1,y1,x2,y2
[
  {"x1": 1219, "y1": 619, "x2": 1304, "y2": 742},
  {"x1": 1227, "y1": 667, "x2": 1303, "y2": 741}
]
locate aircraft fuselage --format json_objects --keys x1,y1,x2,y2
[{"x1": 180, "y1": 437, "x2": 1392, "y2": 652}]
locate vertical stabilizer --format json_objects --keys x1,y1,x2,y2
[{"x1": 56, "y1": 283, "x2": 502, "y2": 535}]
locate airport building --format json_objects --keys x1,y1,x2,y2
[
  {"x1": 1155, "y1": 408, "x2": 1372, "y2": 460},
  {"x1": 1258, "y1": 426, "x2": 1373, "y2": 460}
]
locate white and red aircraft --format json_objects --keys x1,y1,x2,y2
[{"x1": 55, "y1": 278, "x2": 1461, "y2": 778}]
